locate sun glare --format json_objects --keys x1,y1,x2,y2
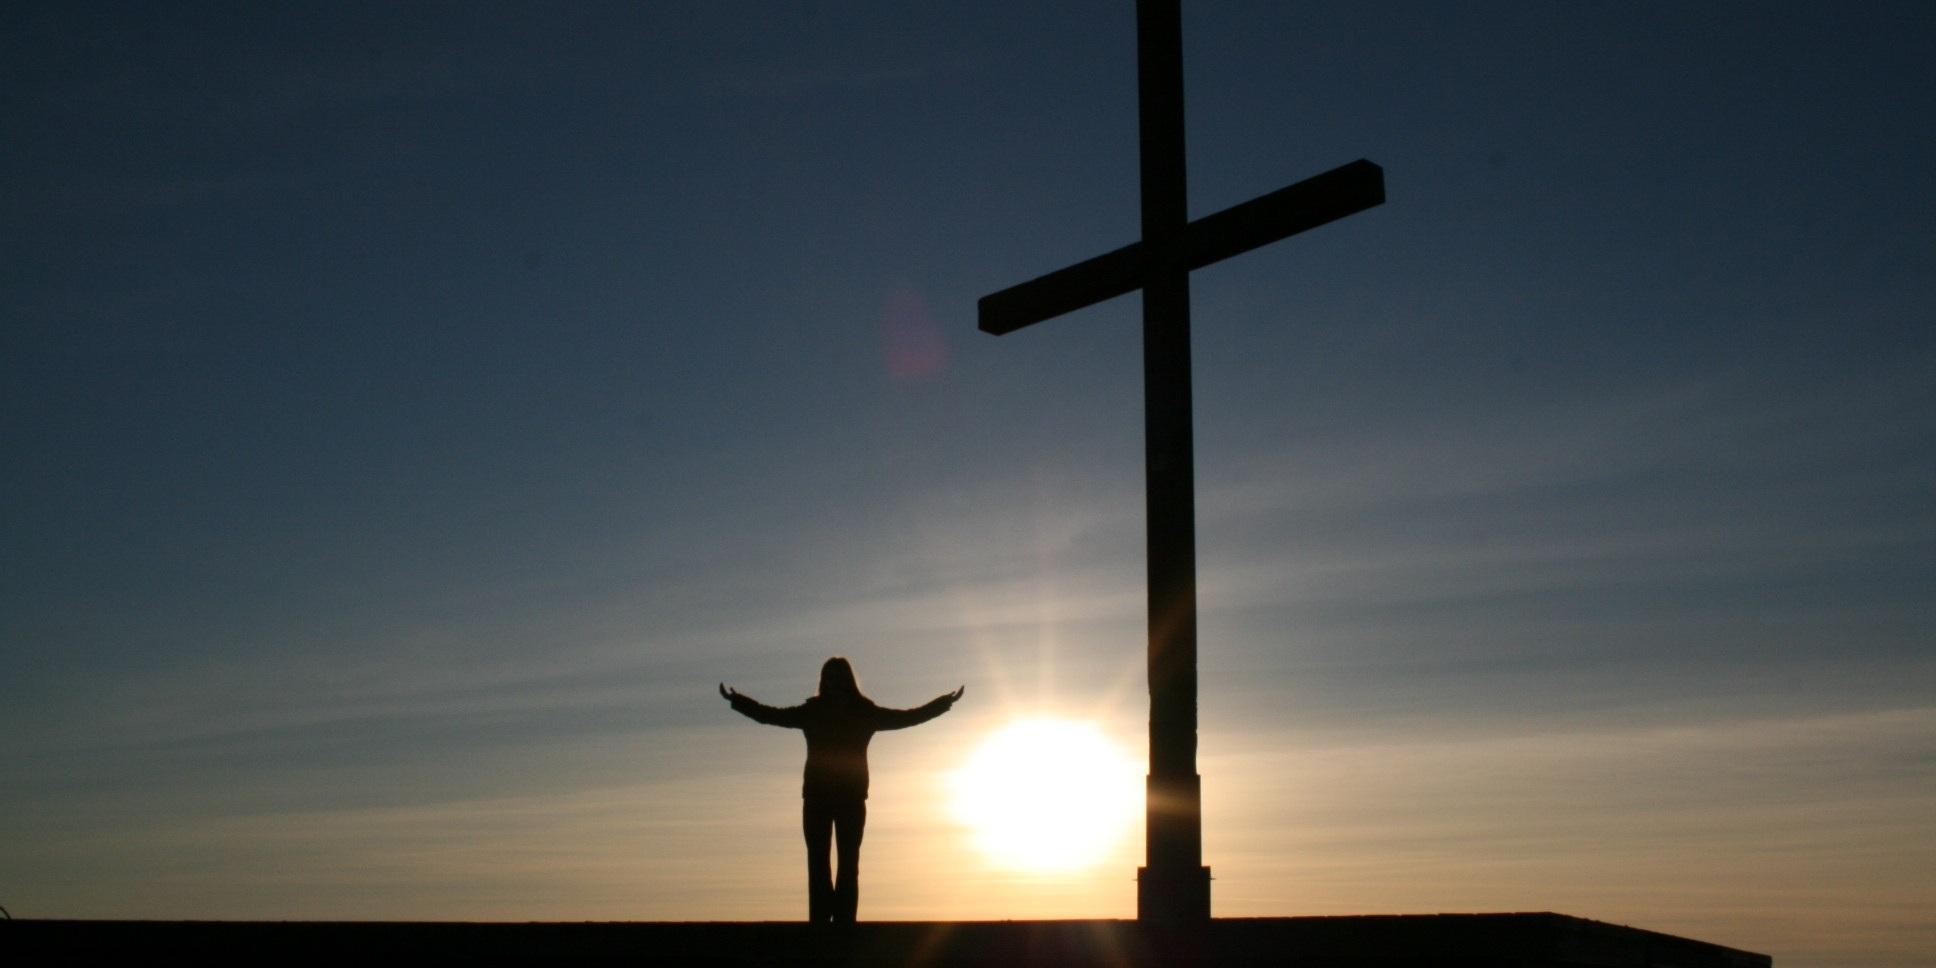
[{"x1": 949, "y1": 718, "x2": 1142, "y2": 873}]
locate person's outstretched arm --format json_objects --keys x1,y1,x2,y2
[
  {"x1": 719, "y1": 683, "x2": 807, "y2": 728},
  {"x1": 873, "y1": 686, "x2": 964, "y2": 730}
]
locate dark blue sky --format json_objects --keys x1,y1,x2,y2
[{"x1": 4, "y1": 3, "x2": 1931, "y2": 961}]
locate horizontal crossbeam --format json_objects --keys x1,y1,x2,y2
[{"x1": 978, "y1": 159, "x2": 1384, "y2": 335}]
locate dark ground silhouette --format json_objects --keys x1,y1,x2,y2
[{"x1": 4, "y1": 915, "x2": 1773, "y2": 966}]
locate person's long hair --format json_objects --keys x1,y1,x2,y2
[{"x1": 816, "y1": 656, "x2": 867, "y2": 704}]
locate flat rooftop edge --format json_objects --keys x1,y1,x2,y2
[{"x1": 6, "y1": 912, "x2": 1772, "y2": 966}]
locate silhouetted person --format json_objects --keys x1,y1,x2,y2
[{"x1": 720, "y1": 657, "x2": 963, "y2": 924}]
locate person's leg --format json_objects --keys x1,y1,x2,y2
[
  {"x1": 831, "y1": 800, "x2": 866, "y2": 923},
  {"x1": 802, "y1": 799, "x2": 834, "y2": 923}
]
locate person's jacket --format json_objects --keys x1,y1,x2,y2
[{"x1": 728, "y1": 692, "x2": 951, "y2": 800}]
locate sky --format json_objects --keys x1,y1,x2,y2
[{"x1": 3, "y1": 2, "x2": 1932, "y2": 964}]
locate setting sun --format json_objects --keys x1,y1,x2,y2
[{"x1": 948, "y1": 718, "x2": 1142, "y2": 873}]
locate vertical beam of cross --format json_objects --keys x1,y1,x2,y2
[
  {"x1": 1133, "y1": 0, "x2": 1210, "y2": 926},
  {"x1": 977, "y1": 0, "x2": 1383, "y2": 925}
]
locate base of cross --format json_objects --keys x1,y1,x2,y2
[
  {"x1": 1136, "y1": 863, "x2": 1212, "y2": 923},
  {"x1": 9, "y1": 914, "x2": 1771, "y2": 966}
]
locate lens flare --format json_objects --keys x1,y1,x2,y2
[{"x1": 880, "y1": 283, "x2": 947, "y2": 382}]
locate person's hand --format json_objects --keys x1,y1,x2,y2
[
  {"x1": 942, "y1": 686, "x2": 965, "y2": 707},
  {"x1": 719, "y1": 683, "x2": 742, "y2": 703}
]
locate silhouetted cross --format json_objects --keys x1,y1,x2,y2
[{"x1": 977, "y1": 0, "x2": 1383, "y2": 924}]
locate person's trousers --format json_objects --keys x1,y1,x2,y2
[{"x1": 803, "y1": 798, "x2": 866, "y2": 923}]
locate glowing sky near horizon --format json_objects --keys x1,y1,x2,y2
[{"x1": 2, "y1": 4, "x2": 1931, "y2": 967}]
